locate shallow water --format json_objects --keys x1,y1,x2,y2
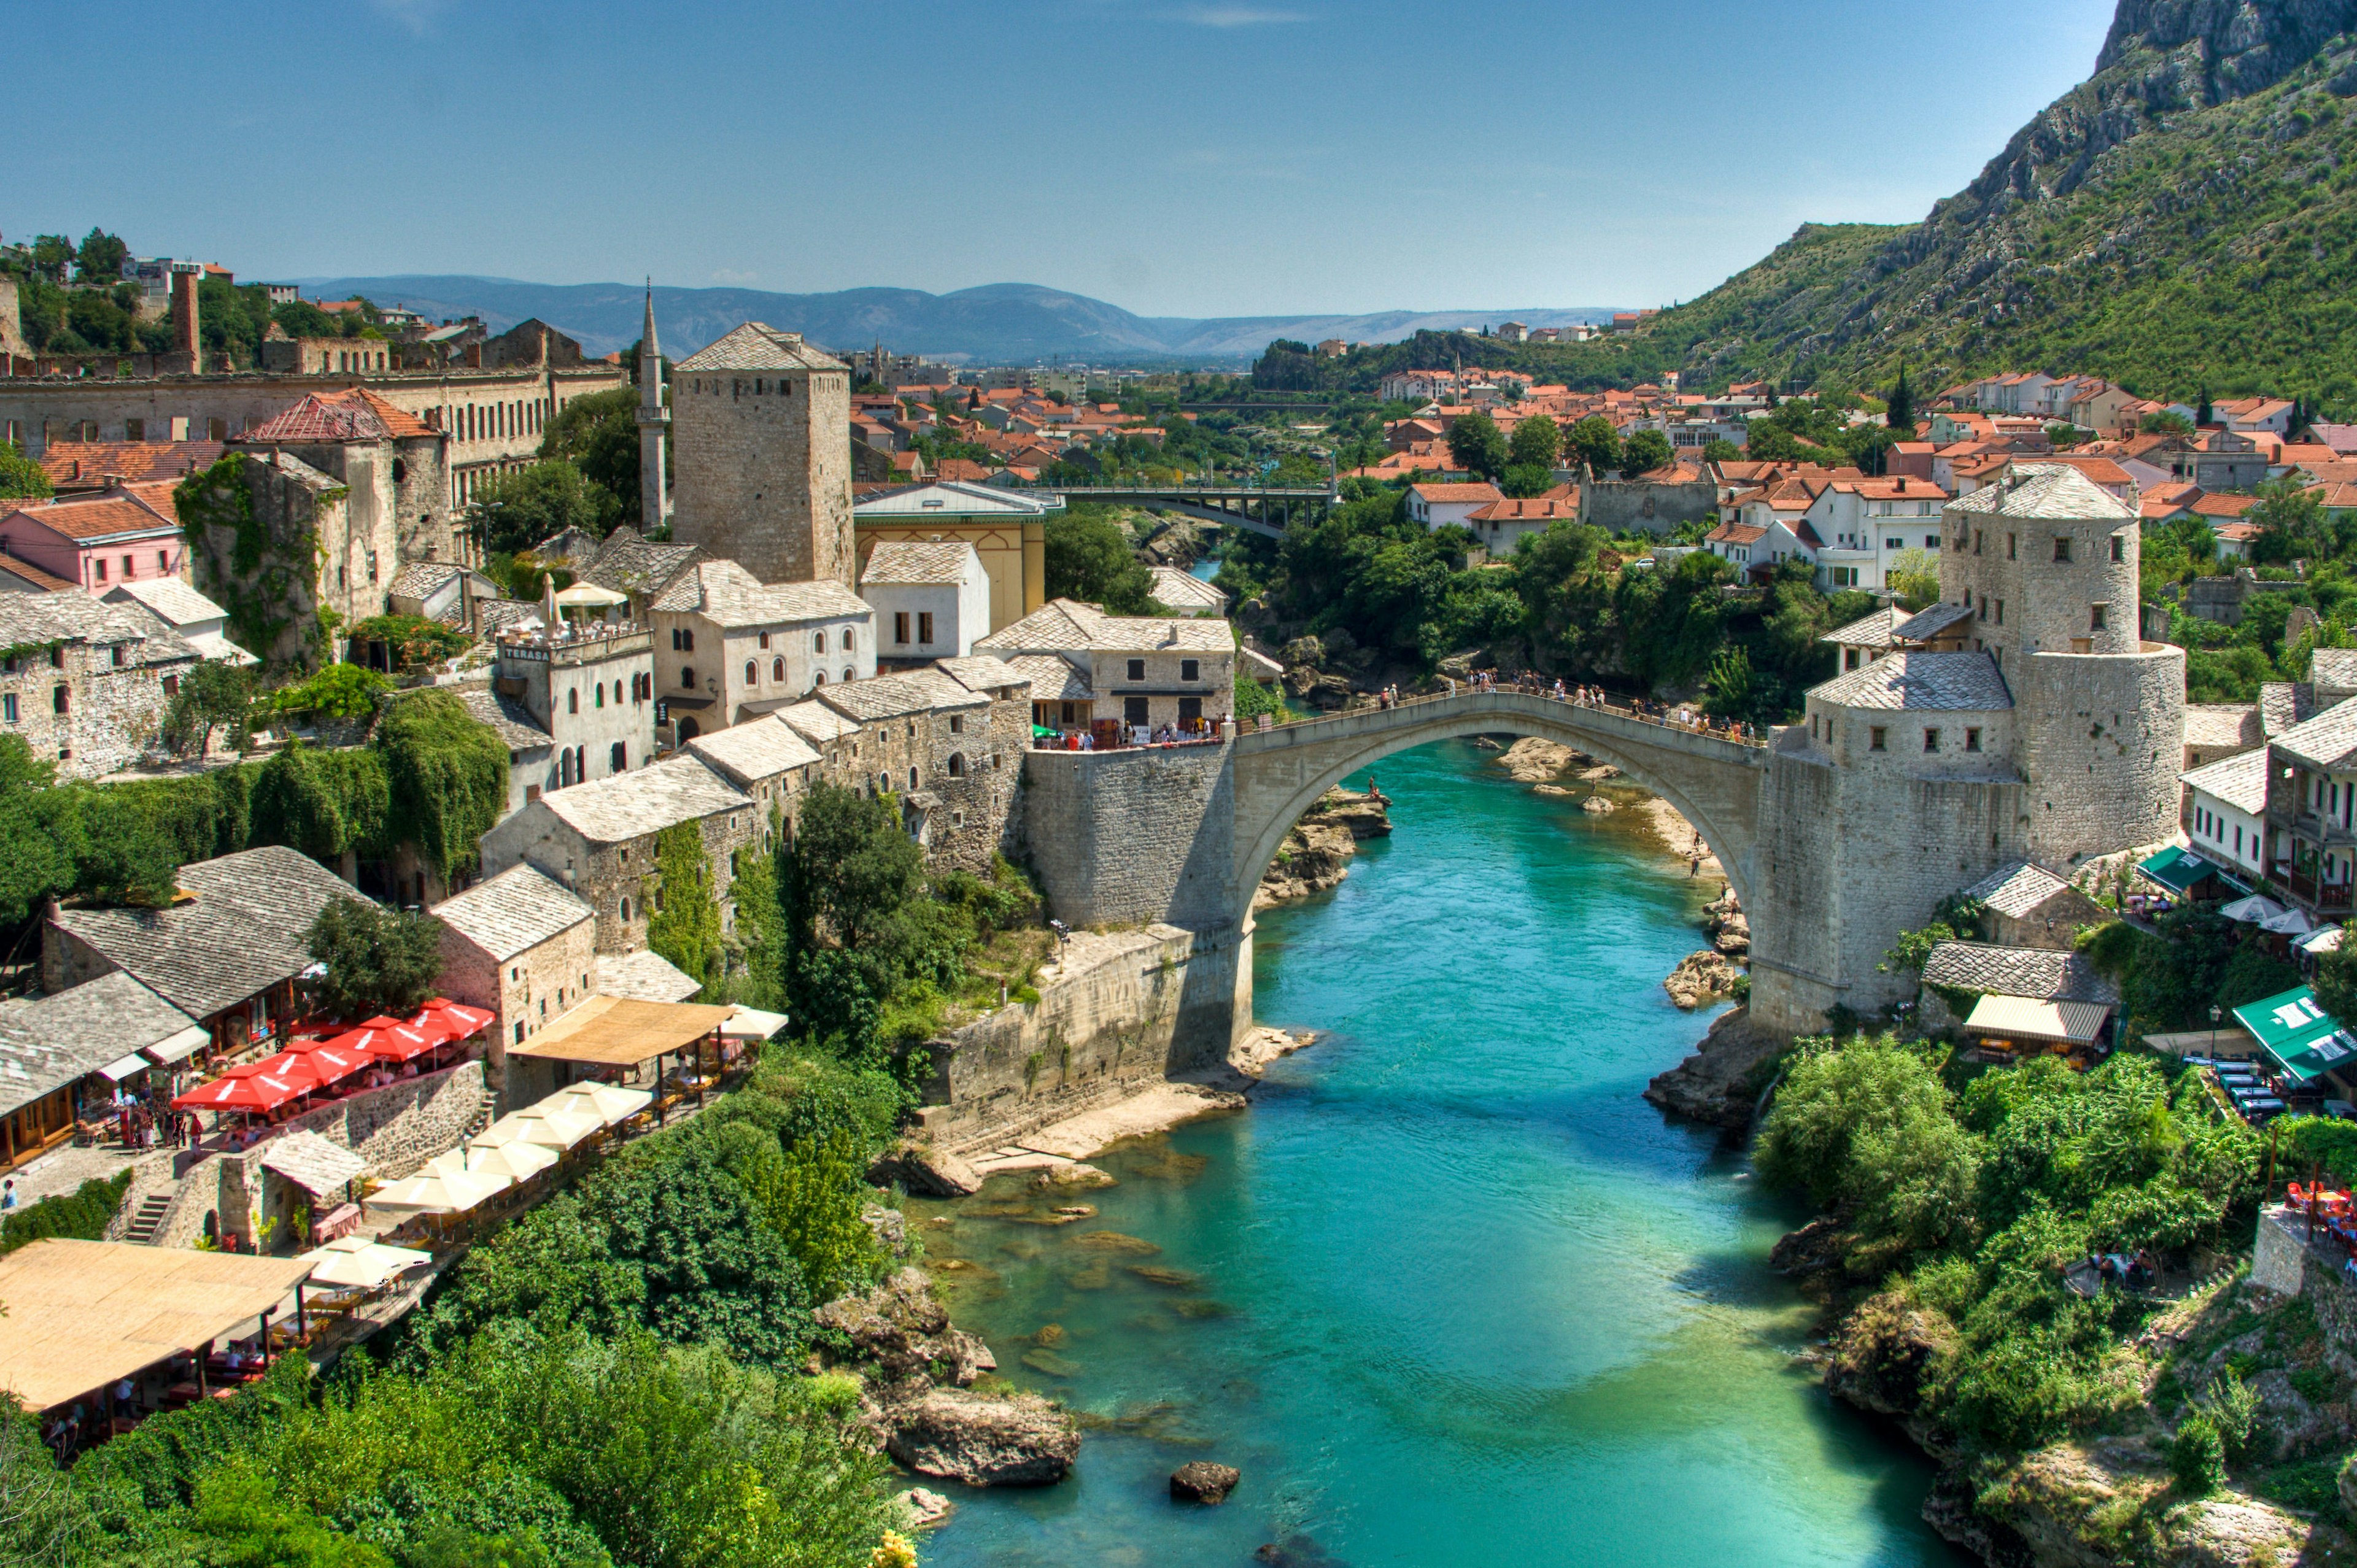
[{"x1": 913, "y1": 740, "x2": 1965, "y2": 1567}]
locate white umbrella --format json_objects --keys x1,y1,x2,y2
[
  {"x1": 463, "y1": 1140, "x2": 558, "y2": 1182},
  {"x1": 2220, "y1": 894, "x2": 2287, "y2": 924},
  {"x1": 544, "y1": 1084, "x2": 653, "y2": 1126},
  {"x1": 2301, "y1": 925, "x2": 2345, "y2": 956},
  {"x1": 554, "y1": 582, "x2": 627, "y2": 609},
  {"x1": 721, "y1": 1006, "x2": 789, "y2": 1041},
  {"x1": 296, "y1": 1237, "x2": 432, "y2": 1289},
  {"x1": 483, "y1": 1106, "x2": 603, "y2": 1149},
  {"x1": 368, "y1": 1164, "x2": 508, "y2": 1214},
  {"x1": 2262, "y1": 906, "x2": 2318, "y2": 937}
]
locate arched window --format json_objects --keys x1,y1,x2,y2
[
  {"x1": 908, "y1": 767, "x2": 919, "y2": 790},
  {"x1": 568, "y1": 688, "x2": 579, "y2": 714},
  {"x1": 844, "y1": 628, "x2": 857, "y2": 653},
  {"x1": 843, "y1": 666, "x2": 854, "y2": 683},
  {"x1": 947, "y1": 753, "x2": 966, "y2": 778},
  {"x1": 744, "y1": 659, "x2": 758, "y2": 686},
  {"x1": 814, "y1": 630, "x2": 827, "y2": 654},
  {"x1": 594, "y1": 684, "x2": 604, "y2": 709},
  {"x1": 621, "y1": 895, "x2": 631, "y2": 921},
  {"x1": 879, "y1": 772, "x2": 891, "y2": 794},
  {"x1": 772, "y1": 657, "x2": 784, "y2": 682},
  {"x1": 681, "y1": 667, "x2": 696, "y2": 689},
  {"x1": 813, "y1": 671, "x2": 826, "y2": 686}
]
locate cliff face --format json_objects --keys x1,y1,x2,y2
[{"x1": 1648, "y1": 0, "x2": 2357, "y2": 397}]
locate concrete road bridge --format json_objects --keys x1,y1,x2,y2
[{"x1": 1022, "y1": 482, "x2": 1337, "y2": 539}]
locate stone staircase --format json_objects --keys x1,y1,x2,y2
[{"x1": 122, "y1": 1191, "x2": 174, "y2": 1245}]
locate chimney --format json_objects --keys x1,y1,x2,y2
[{"x1": 169, "y1": 262, "x2": 203, "y2": 363}]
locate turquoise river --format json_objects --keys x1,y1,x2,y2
[{"x1": 913, "y1": 738, "x2": 1968, "y2": 1567}]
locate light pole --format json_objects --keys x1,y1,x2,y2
[{"x1": 2210, "y1": 1003, "x2": 2223, "y2": 1060}]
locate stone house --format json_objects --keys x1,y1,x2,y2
[
  {"x1": 685, "y1": 716, "x2": 822, "y2": 827},
  {"x1": 231, "y1": 386, "x2": 455, "y2": 576},
  {"x1": 430, "y1": 863, "x2": 598, "y2": 1079},
  {"x1": 0, "y1": 972, "x2": 203, "y2": 1171},
  {"x1": 1916, "y1": 940, "x2": 2121, "y2": 1042},
  {"x1": 477, "y1": 754, "x2": 761, "y2": 956},
  {"x1": 1959, "y1": 861, "x2": 2107, "y2": 950},
  {"x1": 0, "y1": 481, "x2": 187, "y2": 594},
  {"x1": 648, "y1": 558, "x2": 875, "y2": 741},
  {"x1": 2181, "y1": 746, "x2": 2268, "y2": 885},
  {"x1": 850, "y1": 481, "x2": 1058, "y2": 638},
  {"x1": 102, "y1": 576, "x2": 254, "y2": 666},
  {"x1": 492, "y1": 619, "x2": 656, "y2": 792},
  {"x1": 0, "y1": 589, "x2": 197, "y2": 776},
  {"x1": 861, "y1": 540, "x2": 991, "y2": 665},
  {"x1": 975, "y1": 598, "x2": 1233, "y2": 735},
  {"x1": 454, "y1": 684, "x2": 557, "y2": 824},
  {"x1": 43, "y1": 846, "x2": 360, "y2": 1056},
  {"x1": 799, "y1": 660, "x2": 1028, "y2": 871},
  {"x1": 2260, "y1": 697, "x2": 2357, "y2": 917},
  {"x1": 669, "y1": 324, "x2": 856, "y2": 587}
]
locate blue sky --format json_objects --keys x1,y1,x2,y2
[{"x1": 3, "y1": 0, "x2": 2116, "y2": 319}]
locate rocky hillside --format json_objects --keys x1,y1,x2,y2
[{"x1": 1580, "y1": 0, "x2": 2357, "y2": 403}]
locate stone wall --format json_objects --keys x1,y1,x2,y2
[
  {"x1": 2016, "y1": 644, "x2": 2186, "y2": 863},
  {"x1": 915, "y1": 923, "x2": 1239, "y2": 1152},
  {"x1": 0, "y1": 639, "x2": 182, "y2": 779},
  {"x1": 480, "y1": 795, "x2": 762, "y2": 956},
  {"x1": 1020, "y1": 743, "x2": 1235, "y2": 932},
  {"x1": 670, "y1": 362, "x2": 856, "y2": 586},
  {"x1": 1580, "y1": 474, "x2": 1716, "y2": 536}
]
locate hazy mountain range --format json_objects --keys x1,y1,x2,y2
[{"x1": 288, "y1": 276, "x2": 1625, "y2": 366}]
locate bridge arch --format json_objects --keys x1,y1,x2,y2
[{"x1": 1227, "y1": 693, "x2": 1769, "y2": 936}]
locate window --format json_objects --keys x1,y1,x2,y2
[
  {"x1": 1127, "y1": 658, "x2": 1146, "y2": 681},
  {"x1": 681, "y1": 667, "x2": 695, "y2": 689},
  {"x1": 843, "y1": 666, "x2": 853, "y2": 682},
  {"x1": 1869, "y1": 726, "x2": 1886, "y2": 751},
  {"x1": 815, "y1": 630, "x2": 827, "y2": 654},
  {"x1": 2, "y1": 695, "x2": 15, "y2": 724},
  {"x1": 125, "y1": 418, "x2": 144, "y2": 441},
  {"x1": 1179, "y1": 696, "x2": 1202, "y2": 722},
  {"x1": 744, "y1": 658, "x2": 759, "y2": 686},
  {"x1": 92, "y1": 558, "x2": 106, "y2": 582},
  {"x1": 516, "y1": 1021, "x2": 526, "y2": 1044},
  {"x1": 772, "y1": 657, "x2": 784, "y2": 682},
  {"x1": 2110, "y1": 535, "x2": 2125, "y2": 563},
  {"x1": 1124, "y1": 696, "x2": 1149, "y2": 724},
  {"x1": 368, "y1": 550, "x2": 380, "y2": 583},
  {"x1": 568, "y1": 688, "x2": 579, "y2": 714},
  {"x1": 110, "y1": 645, "x2": 123, "y2": 667},
  {"x1": 894, "y1": 612, "x2": 910, "y2": 645},
  {"x1": 1924, "y1": 728, "x2": 1940, "y2": 752},
  {"x1": 1925, "y1": 535, "x2": 1938, "y2": 550},
  {"x1": 1181, "y1": 658, "x2": 1199, "y2": 682},
  {"x1": 1965, "y1": 727, "x2": 1981, "y2": 752},
  {"x1": 1974, "y1": 531, "x2": 1983, "y2": 555},
  {"x1": 813, "y1": 671, "x2": 826, "y2": 686},
  {"x1": 595, "y1": 684, "x2": 606, "y2": 709},
  {"x1": 2090, "y1": 603, "x2": 2108, "y2": 631},
  {"x1": 611, "y1": 741, "x2": 627, "y2": 772},
  {"x1": 949, "y1": 714, "x2": 964, "y2": 734},
  {"x1": 2053, "y1": 536, "x2": 2071, "y2": 563},
  {"x1": 121, "y1": 555, "x2": 134, "y2": 579},
  {"x1": 621, "y1": 895, "x2": 632, "y2": 921},
  {"x1": 671, "y1": 628, "x2": 684, "y2": 651},
  {"x1": 2007, "y1": 533, "x2": 2016, "y2": 560},
  {"x1": 844, "y1": 628, "x2": 855, "y2": 653},
  {"x1": 1994, "y1": 599, "x2": 2005, "y2": 625},
  {"x1": 157, "y1": 550, "x2": 169, "y2": 573},
  {"x1": 48, "y1": 648, "x2": 60, "y2": 669},
  {"x1": 908, "y1": 767, "x2": 919, "y2": 789},
  {"x1": 878, "y1": 771, "x2": 891, "y2": 793},
  {"x1": 52, "y1": 686, "x2": 67, "y2": 714},
  {"x1": 918, "y1": 611, "x2": 934, "y2": 644},
  {"x1": 948, "y1": 752, "x2": 966, "y2": 777}
]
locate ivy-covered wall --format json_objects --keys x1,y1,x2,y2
[{"x1": 177, "y1": 452, "x2": 339, "y2": 672}]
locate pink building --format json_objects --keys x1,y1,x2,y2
[{"x1": 0, "y1": 482, "x2": 185, "y2": 594}]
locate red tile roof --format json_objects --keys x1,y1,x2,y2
[
  {"x1": 1707, "y1": 522, "x2": 1767, "y2": 544},
  {"x1": 2, "y1": 490, "x2": 180, "y2": 542},
  {"x1": 0, "y1": 551, "x2": 75, "y2": 592},
  {"x1": 1409, "y1": 482, "x2": 1505, "y2": 504},
  {"x1": 2189, "y1": 492, "x2": 2260, "y2": 519},
  {"x1": 38, "y1": 439, "x2": 224, "y2": 488},
  {"x1": 236, "y1": 387, "x2": 436, "y2": 444},
  {"x1": 1466, "y1": 496, "x2": 1578, "y2": 522}
]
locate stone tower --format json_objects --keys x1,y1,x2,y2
[
  {"x1": 668, "y1": 322, "x2": 854, "y2": 586},
  {"x1": 634, "y1": 284, "x2": 671, "y2": 531}
]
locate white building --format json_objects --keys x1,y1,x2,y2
[
  {"x1": 859, "y1": 541, "x2": 991, "y2": 666},
  {"x1": 101, "y1": 576, "x2": 255, "y2": 666},
  {"x1": 2180, "y1": 747, "x2": 2268, "y2": 883},
  {"x1": 648, "y1": 558, "x2": 875, "y2": 741},
  {"x1": 1406, "y1": 482, "x2": 1503, "y2": 532}
]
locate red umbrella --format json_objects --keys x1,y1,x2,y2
[
  {"x1": 172, "y1": 1070, "x2": 309, "y2": 1113},
  {"x1": 352, "y1": 1018, "x2": 438, "y2": 1062},
  {"x1": 225, "y1": 1051, "x2": 325, "y2": 1086},
  {"x1": 410, "y1": 998, "x2": 493, "y2": 1040},
  {"x1": 298, "y1": 1042, "x2": 373, "y2": 1083}
]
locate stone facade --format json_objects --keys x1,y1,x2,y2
[
  {"x1": 180, "y1": 448, "x2": 388, "y2": 668},
  {"x1": 1579, "y1": 471, "x2": 1716, "y2": 535},
  {"x1": 494, "y1": 622, "x2": 656, "y2": 790},
  {"x1": 430, "y1": 863, "x2": 599, "y2": 1090},
  {"x1": 0, "y1": 592, "x2": 194, "y2": 776},
  {"x1": 670, "y1": 325, "x2": 856, "y2": 586},
  {"x1": 1021, "y1": 743, "x2": 1237, "y2": 932}
]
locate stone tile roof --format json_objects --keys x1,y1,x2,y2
[
  {"x1": 1808, "y1": 651, "x2": 2013, "y2": 713},
  {"x1": 2182, "y1": 703, "x2": 2261, "y2": 752},
  {"x1": 0, "y1": 971, "x2": 199, "y2": 1099},
  {"x1": 259, "y1": 1130, "x2": 367, "y2": 1196},
  {"x1": 0, "y1": 589, "x2": 192, "y2": 667},
  {"x1": 1891, "y1": 601, "x2": 1975, "y2": 642},
  {"x1": 594, "y1": 948, "x2": 702, "y2": 1005},
  {"x1": 974, "y1": 597, "x2": 1232, "y2": 655},
  {"x1": 476, "y1": 600, "x2": 544, "y2": 639},
  {"x1": 818, "y1": 671, "x2": 977, "y2": 724},
  {"x1": 49, "y1": 846, "x2": 359, "y2": 1021},
  {"x1": 651, "y1": 558, "x2": 872, "y2": 625},
  {"x1": 1000, "y1": 654, "x2": 1089, "y2": 701},
  {"x1": 580, "y1": 532, "x2": 703, "y2": 598},
  {"x1": 538, "y1": 755, "x2": 749, "y2": 845},
  {"x1": 1147, "y1": 566, "x2": 1229, "y2": 612},
  {"x1": 674, "y1": 323, "x2": 846, "y2": 374},
  {"x1": 687, "y1": 716, "x2": 822, "y2": 786},
  {"x1": 102, "y1": 576, "x2": 228, "y2": 630},
  {"x1": 452, "y1": 686, "x2": 548, "y2": 751},
  {"x1": 2312, "y1": 649, "x2": 2357, "y2": 690},
  {"x1": 2261, "y1": 682, "x2": 2318, "y2": 737},
  {"x1": 1946, "y1": 462, "x2": 2138, "y2": 522},
  {"x1": 1960, "y1": 861, "x2": 2075, "y2": 918},
  {"x1": 776, "y1": 700, "x2": 861, "y2": 747},
  {"x1": 2271, "y1": 695, "x2": 2357, "y2": 772},
  {"x1": 933, "y1": 654, "x2": 1029, "y2": 695},
  {"x1": 859, "y1": 541, "x2": 979, "y2": 586},
  {"x1": 1822, "y1": 607, "x2": 1905, "y2": 649},
  {"x1": 1921, "y1": 941, "x2": 2119, "y2": 1004},
  {"x1": 389, "y1": 560, "x2": 463, "y2": 601},
  {"x1": 2181, "y1": 746, "x2": 2270, "y2": 814},
  {"x1": 432, "y1": 863, "x2": 592, "y2": 962},
  {"x1": 851, "y1": 481, "x2": 1053, "y2": 519}
]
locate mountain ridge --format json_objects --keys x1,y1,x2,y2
[{"x1": 286, "y1": 275, "x2": 1624, "y2": 366}]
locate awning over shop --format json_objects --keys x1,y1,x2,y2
[
  {"x1": 1964, "y1": 994, "x2": 2113, "y2": 1044},
  {"x1": 506, "y1": 996, "x2": 733, "y2": 1068},
  {"x1": 97, "y1": 1052, "x2": 152, "y2": 1082},
  {"x1": 2138, "y1": 844, "x2": 2250, "y2": 897},
  {"x1": 2232, "y1": 986, "x2": 2357, "y2": 1084},
  {"x1": 142, "y1": 1025, "x2": 212, "y2": 1066}
]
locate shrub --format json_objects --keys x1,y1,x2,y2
[
  {"x1": 2172, "y1": 1412, "x2": 2227, "y2": 1494},
  {"x1": 261, "y1": 664, "x2": 392, "y2": 720},
  {"x1": 0, "y1": 1170, "x2": 133, "y2": 1254}
]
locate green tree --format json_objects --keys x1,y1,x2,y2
[
  {"x1": 0, "y1": 444, "x2": 51, "y2": 501},
  {"x1": 1564, "y1": 415, "x2": 1621, "y2": 474},
  {"x1": 73, "y1": 228, "x2": 126, "y2": 284},
  {"x1": 1507, "y1": 414, "x2": 1562, "y2": 470},
  {"x1": 1500, "y1": 463, "x2": 1554, "y2": 499},
  {"x1": 540, "y1": 387, "x2": 649, "y2": 528},
  {"x1": 468, "y1": 462, "x2": 621, "y2": 558},
  {"x1": 1887, "y1": 546, "x2": 1941, "y2": 607},
  {"x1": 161, "y1": 659, "x2": 256, "y2": 757},
  {"x1": 1886, "y1": 365, "x2": 1914, "y2": 433},
  {"x1": 1622, "y1": 429, "x2": 1676, "y2": 474},
  {"x1": 2250, "y1": 475, "x2": 2328, "y2": 563},
  {"x1": 1043, "y1": 506, "x2": 1154, "y2": 614},
  {"x1": 25, "y1": 235, "x2": 71, "y2": 284},
  {"x1": 1700, "y1": 437, "x2": 1743, "y2": 463},
  {"x1": 2141, "y1": 410, "x2": 2194, "y2": 434},
  {"x1": 1446, "y1": 411, "x2": 1508, "y2": 479},
  {"x1": 308, "y1": 896, "x2": 444, "y2": 1018},
  {"x1": 647, "y1": 821, "x2": 722, "y2": 998},
  {"x1": 2313, "y1": 939, "x2": 2357, "y2": 1029}
]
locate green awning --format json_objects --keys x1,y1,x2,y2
[
  {"x1": 2231, "y1": 986, "x2": 2357, "y2": 1084},
  {"x1": 2138, "y1": 844, "x2": 2218, "y2": 895},
  {"x1": 1032, "y1": 724, "x2": 1061, "y2": 738}
]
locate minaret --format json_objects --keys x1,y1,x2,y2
[{"x1": 635, "y1": 281, "x2": 671, "y2": 531}]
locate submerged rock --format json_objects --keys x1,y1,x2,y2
[
  {"x1": 1129, "y1": 1265, "x2": 1201, "y2": 1289},
  {"x1": 1021, "y1": 1348, "x2": 1082, "y2": 1377},
  {"x1": 1171, "y1": 1461, "x2": 1241, "y2": 1504},
  {"x1": 1581, "y1": 795, "x2": 1616, "y2": 815},
  {"x1": 1070, "y1": 1230, "x2": 1161, "y2": 1255},
  {"x1": 1031, "y1": 1163, "x2": 1117, "y2": 1191},
  {"x1": 883, "y1": 1386, "x2": 1081, "y2": 1486},
  {"x1": 872, "y1": 1144, "x2": 983, "y2": 1198},
  {"x1": 896, "y1": 1487, "x2": 954, "y2": 1530}
]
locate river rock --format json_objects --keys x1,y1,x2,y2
[
  {"x1": 815, "y1": 1268, "x2": 997, "y2": 1387},
  {"x1": 883, "y1": 1386, "x2": 1082, "y2": 1486},
  {"x1": 861, "y1": 1203, "x2": 911, "y2": 1258},
  {"x1": 1643, "y1": 1007, "x2": 1786, "y2": 1129},
  {"x1": 1255, "y1": 791, "x2": 1393, "y2": 911},
  {"x1": 1031, "y1": 1163, "x2": 1117, "y2": 1191},
  {"x1": 1581, "y1": 795, "x2": 1616, "y2": 814},
  {"x1": 896, "y1": 1487, "x2": 955, "y2": 1530},
  {"x1": 1496, "y1": 736, "x2": 1585, "y2": 782},
  {"x1": 1663, "y1": 950, "x2": 1744, "y2": 1010},
  {"x1": 1035, "y1": 1323, "x2": 1067, "y2": 1346},
  {"x1": 1171, "y1": 1461, "x2": 1241, "y2": 1504},
  {"x1": 1021, "y1": 1348, "x2": 1082, "y2": 1377},
  {"x1": 1823, "y1": 1290, "x2": 1952, "y2": 1435},
  {"x1": 1534, "y1": 783, "x2": 1574, "y2": 797},
  {"x1": 871, "y1": 1143, "x2": 983, "y2": 1198},
  {"x1": 1071, "y1": 1230, "x2": 1161, "y2": 1255},
  {"x1": 1129, "y1": 1265, "x2": 1201, "y2": 1289},
  {"x1": 1578, "y1": 764, "x2": 1620, "y2": 781}
]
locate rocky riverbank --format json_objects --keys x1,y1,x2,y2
[
  {"x1": 1255, "y1": 788, "x2": 1391, "y2": 910},
  {"x1": 1642, "y1": 1007, "x2": 1786, "y2": 1127}
]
